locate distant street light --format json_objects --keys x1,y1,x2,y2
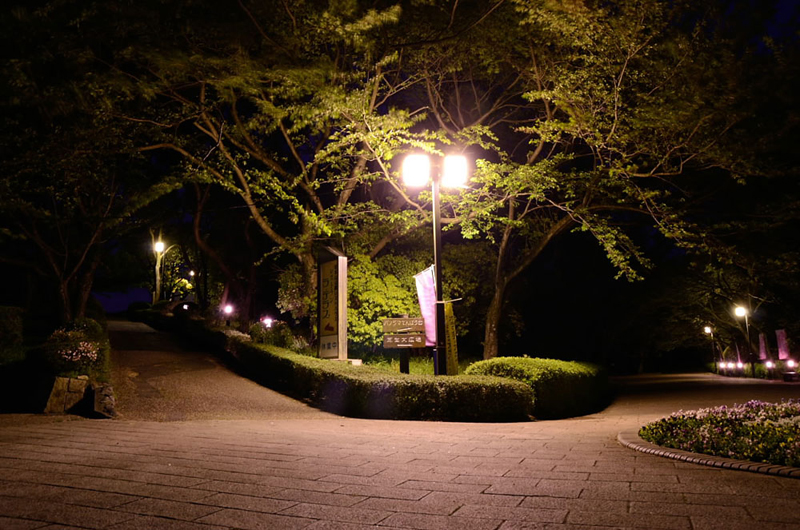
[
  {"x1": 734, "y1": 305, "x2": 753, "y2": 377},
  {"x1": 703, "y1": 326, "x2": 717, "y2": 373},
  {"x1": 223, "y1": 304, "x2": 234, "y2": 327},
  {"x1": 153, "y1": 241, "x2": 177, "y2": 304},
  {"x1": 402, "y1": 153, "x2": 468, "y2": 376}
]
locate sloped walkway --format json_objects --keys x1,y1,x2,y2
[{"x1": 2, "y1": 325, "x2": 800, "y2": 529}]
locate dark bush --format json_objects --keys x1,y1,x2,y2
[
  {"x1": 127, "y1": 301, "x2": 151, "y2": 312},
  {"x1": 465, "y1": 357, "x2": 610, "y2": 419},
  {"x1": 42, "y1": 318, "x2": 111, "y2": 382},
  {"x1": 249, "y1": 320, "x2": 295, "y2": 348},
  {"x1": 0, "y1": 306, "x2": 25, "y2": 366}
]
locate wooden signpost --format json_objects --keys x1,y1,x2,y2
[{"x1": 382, "y1": 317, "x2": 425, "y2": 374}]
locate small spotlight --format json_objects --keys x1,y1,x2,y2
[
  {"x1": 737, "y1": 362, "x2": 744, "y2": 369},
  {"x1": 766, "y1": 361, "x2": 775, "y2": 369},
  {"x1": 182, "y1": 304, "x2": 189, "y2": 310},
  {"x1": 727, "y1": 362, "x2": 736, "y2": 369},
  {"x1": 262, "y1": 317, "x2": 273, "y2": 328},
  {"x1": 788, "y1": 360, "x2": 797, "y2": 369},
  {"x1": 224, "y1": 305, "x2": 233, "y2": 315}
]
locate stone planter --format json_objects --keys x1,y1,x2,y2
[{"x1": 44, "y1": 376, "x2": 116, "y2": 417}]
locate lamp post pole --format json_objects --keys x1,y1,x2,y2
[
  {"x1": 153, "y1": 241, "x2": 164, "y2": 304},
  {"x1": 431, "y1": 174, "x2": 446, "y2": 376},
  {"x1": 735, "y1": 305, "x2": 753, "y2": 377},
  {"x1": 402, "y1": 153, "x2": 468, "y2": 376}
]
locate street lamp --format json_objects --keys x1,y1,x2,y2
[
  {"x1": 703, "y1": 326, "x2": 717, "y2": 373},
  {"x1": 734, "y1": 305, "x2": 753, "y2": 376},
  {"x1": 402, "y1": 153, "x2": 468, "y2": 375},
  {"x1": 153, "y1": 241, "x2": 174, "y2": 303},
  {"x1": 223, "y1": 304, "x2": 234, "y2": 327}
]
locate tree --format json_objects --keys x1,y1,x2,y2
[
  {"x1": 401, "y1": 0, "x2": 800, "y2": 358},
  {"x1": 0, "y1": 4, "x2": 174, "y2": 323}
]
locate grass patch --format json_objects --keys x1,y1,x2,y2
[{"x1": 639, "y1": 400, "x2": 800, "y2": 467}]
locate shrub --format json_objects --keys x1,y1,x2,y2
[
  {"x1": 220, "y1": 334, "x2": 533, "y2": 422},
  {"x1": 465, "y1": 357, "x2": 610, "y2": 419},
  {"x1": 127, "y1": 301, "x2": 151, "y2": 312},
  {"x1": 43, "y1": 318, "x2": 111, "y2": 382},
  {"x1": 0, "y1": 306, "x2": 25, "y2": 366},
  {"x1": 249, "y1": 320, "x2": 296, "y2": 349},
  {"x1": 640, "y1": 400, "x2": 800, "y2": 467}
]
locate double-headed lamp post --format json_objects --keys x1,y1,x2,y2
[
  {"x1": 402, "y1": 153, "x2": 468, "y2": 376},
  {"x1": 734, "y1": 305, "x2": 753, "y2": 376}
]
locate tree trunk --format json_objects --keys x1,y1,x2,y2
[{"x1": 482, "y1": 280, "x2": 507, "y2": 360}]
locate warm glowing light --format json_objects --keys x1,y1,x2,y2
[
  {"x1": 788, "y1": 360, "x2": 797, "y2": 369},
  {"x1": 703, "y1": 326, "x2": 712, "y2": 334},
  {"x1": 154, "y1": 241, "x2": 165, "y2": 253},
  {"x1": 736, "y1": 362, "x2": 744, "y2": 369},
  {"x1": 734, "y1": 306, "x2": 747, "y2": 318},
  {"x1": 262, "y1": 317, "x2": 273, "y2": 328},
  {"x1": 223, "y1": 304, "x2": 233, "y2": 315},
  {"x1": 189, "y1": 270, "x2": 195, "y2": 277},
  {"x1": 182, "y1": 304, "x2": 189, "y2": 310},
  {"x1": 766, "y1": 361, "x2": 775, "y2": 369},
  {"x1": 727, "y1": 362, "x2": 736, "y2": 369},
  {"x1": 442, "y1": 155, "x2": 468, "y2": 188},
  {"x1": 402, "y1": 154, "x2": 431, "y2": 188}
]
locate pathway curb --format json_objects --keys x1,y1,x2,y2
[{"x1": 618, "y1": 431, "x2": 800, "y2": 479}]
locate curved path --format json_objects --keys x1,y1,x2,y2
[
  {"x1": 108, "y1": 321, "x2": 335, "y2": 421},
  {"x1": 2, "y1": 323, "x2": 800, "y2": 529}
]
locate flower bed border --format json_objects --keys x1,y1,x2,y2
[{"x1": 617, "y1": 431, "x2": 800, "y2": 479}]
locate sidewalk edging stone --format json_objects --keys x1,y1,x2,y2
[{"x1": 618, "y1": 431, "x2": 800, "y2": 478}]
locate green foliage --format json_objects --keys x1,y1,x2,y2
[
  {"x1": 0, "y1": 306, "x2": 25, "y2": 366},
  {"x1": 465, "y1": 357, "x2": 610, "y2": 419},
  {"x1": 42, "y1": 318, "x2": 111, "y2": 382},
  {"x1": 248, "y1": 320, "x2": 296, "y2": 349},
  {"x1": 640, "y1": 400, "x2": 800, "y2": 467}
]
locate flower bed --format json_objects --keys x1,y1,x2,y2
[{"x1": 639, "y1": 400, "x2": 800, "y2": 467}]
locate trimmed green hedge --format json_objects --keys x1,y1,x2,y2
[
  {"x1": 465, "y1": 357, "x2": 610, "y2": 419},
  {"x1": 0, "y1": 306, "x2": 25, "y2": 366},
  {"x1": 223, "y1": 335, "x2": 533, "y2": 421}
]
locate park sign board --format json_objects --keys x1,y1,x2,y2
[
  {"x1": 383, "y1": 333, "x2": 426, "y2": 348},
  {"x1": 382, "y1": 317, "x2": 425, "y2": 333}
]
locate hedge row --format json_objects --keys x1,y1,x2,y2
[
  {"x1": 465, "y1": 357, "x2": 610, "y2": 419},
  {"x1": 150, "y1": 316, "x2": 532, "y2": 422},
  {"x1": 0, "y1": 306, "x2": 25, "y2": 367}
]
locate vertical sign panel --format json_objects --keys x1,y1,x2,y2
[{"x1": 318, "y1": 247, "x2": 348, "y2": 360}]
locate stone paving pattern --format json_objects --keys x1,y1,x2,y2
[{"x1": 3, "y1": 321, "x2": 800, "y2": 529}]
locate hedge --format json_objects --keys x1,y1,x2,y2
[
  {"x1": 0, "y1": 306, "x2": 25, "y2": 366},
  {"x1": 222, "y1": 335, "x2": 533, "y2": 421},
  {"x1": 465, "y1": 357, "x2": 610, "y2": 419}
]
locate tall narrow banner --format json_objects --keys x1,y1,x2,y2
[
  {"x1": 759, "y1": 333, "x2": 769, "y2": 360},
  {"x1": 444, "y1": 302, "x2": 459, "y2": 375},
  {"x1": 414, "y1": 266, "x2": 437, "y2": 347},
  {"x1": 777, "y1": 329, "x2": 790, "y2": 360}
]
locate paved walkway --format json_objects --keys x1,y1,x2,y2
[{"x1": 2, "y1": 323, "x2": 800, "y2": 529}]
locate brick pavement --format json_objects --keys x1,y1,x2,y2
[
  {"x1": 3, "y1": 322, "x2": 800, "y2": 529},
  {"x1": 4, "y1": 384, "x2": 800, "y2": 530}
]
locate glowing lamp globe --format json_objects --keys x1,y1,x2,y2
[
  {"x1": 442, "y1": 155, "x2": 468, "y2": 188},
  {"x1": 734, "y1": 306, "x2": 747, "y2": 317},
  {"x1": 402, "y1": 155, "x2": 431, "y2": 188},
  {"x1": 223, "y1": 305, "x2": 233, "y2": 315},
  {"x1": 154, "y1": 241, "x2": 165, "y2": 253}
]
